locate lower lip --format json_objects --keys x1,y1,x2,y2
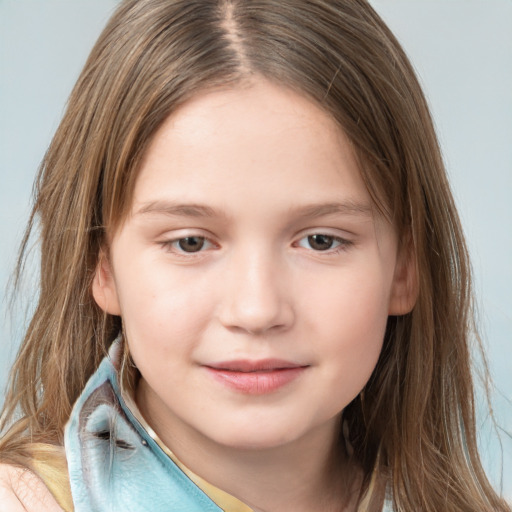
[{"x1": 205, "y1": 367, "x2": 307, "y2": 395}]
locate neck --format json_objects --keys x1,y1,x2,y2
[
  {"x1": 172, "y1": 423, "x2": 357, "y2": 512},
  {"x1": 137, "y1": 387, "x2": 360, "y2": 511}
]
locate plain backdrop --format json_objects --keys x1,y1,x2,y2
[{"x1": 1, "y1": 0, "x2": 511, "y2": 500}]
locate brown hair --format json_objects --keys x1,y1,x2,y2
[{"x1": 1, "y1": 0, "x2": 508, "y2": 510}]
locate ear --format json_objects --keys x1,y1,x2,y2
[
  {"x1": 388, "y1": 241, "x2": 418, "y2": 316},
  {"x1": 92, "y1": 252, "x2": 121, "y2": 316}
]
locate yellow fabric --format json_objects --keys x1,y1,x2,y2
[{"x1": 28, "y1": 443, "x2": 73, "y2": 512}]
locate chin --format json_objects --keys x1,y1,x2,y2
[{"x1": 204, "y1": 423, "x2": 307, "y2": 452}]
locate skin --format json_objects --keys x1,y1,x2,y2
[
  {"x1": 0, "y1": 464, "x2": 63, "y2": 512},
  {"x1": 93, "y1": 77, "x2": 416, "y2": 511}
]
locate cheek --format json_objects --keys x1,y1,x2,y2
[
  {"x1": 306, "y1": 262, "x2": 391, "y2": 339},
  {"x1": 113, "y1": 255, "x2": 217, "y2": 350},
  {"x1": 304, "y1": 268, "x2": 390, "y2": 396}
]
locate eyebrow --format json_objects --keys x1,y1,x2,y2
[
  {"x1": 289, "y1": 201, "x2": 373, "y2": 220},
  {"x1": 135, "y1": 200, "x2": 373, "y2": 219},
  {"x1": 136, "y1": 201, "x2": 222, "y2": 218}
]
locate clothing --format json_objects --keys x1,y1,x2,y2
[{"x1": 64, "y1": 341, "x2": 252, "y2": 512}]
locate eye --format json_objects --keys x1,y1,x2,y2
[
  {"x1": 166, "y1": 236, "x2": 212, "y2": 253},
  {"x1": 296, "y1": 234, "x2": 348, "y2": 252}
]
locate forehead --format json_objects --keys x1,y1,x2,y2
[{"x1": 130, "y1": 78, "x2": 371, "y2": 219}]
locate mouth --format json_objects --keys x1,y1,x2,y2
[{"x1": 204, "y1": 359, "x2": 309, "y2": 394}]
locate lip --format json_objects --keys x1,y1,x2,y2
[{"x1": 204, "y1": 359, "x2": 309, "y2": 395}]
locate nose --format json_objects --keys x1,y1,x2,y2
[{"x1": 218, "y1": 249, "x2": 294, "y2": 335}]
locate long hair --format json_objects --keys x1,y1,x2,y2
[{"x1": 1, "y1": 1, "x2": 508, "y2": 510}]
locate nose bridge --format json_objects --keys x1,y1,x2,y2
[{"x1": 219, "y1": 243, "x2": 293, "y2": 334}]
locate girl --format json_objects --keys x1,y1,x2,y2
[{"x1": 0, "y1": 0, "x2": 509, "y2": 510}]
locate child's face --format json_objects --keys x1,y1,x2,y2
[{"x1": 93, "y1": 78, "x2": 412, "y2": 452}]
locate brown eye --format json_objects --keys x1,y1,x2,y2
[
  {"x1": 177, "y1": 236, "x2": 206, "y2": 252},
  {"x1": 307, "y1": 234, "x2": 335, "y2": 251}
]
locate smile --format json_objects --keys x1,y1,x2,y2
[{"x1": 204, "y1": 359, "x2": 309, "y2": 395}]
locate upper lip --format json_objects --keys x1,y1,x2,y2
[{"x1": 205, "y1": 359, "x2": 308, "y2": 372}]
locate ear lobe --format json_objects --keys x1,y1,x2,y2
[
  {"x1": 92, "y1": 253, "x2": 121, "y2": 316},
  {"x1": 388, "y1": 243, "x2": 418, "y2": 316}
]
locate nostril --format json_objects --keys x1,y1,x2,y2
[{"x1": 218, "y1": 295, "x2": 295, "y2": 335}]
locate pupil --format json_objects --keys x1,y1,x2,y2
[
  {"x1": 178, "y1": 237, "x2": 204, "y2": 252},
  {"x1": 308, "y1": 234, "x2": 333, "y2": 251}
]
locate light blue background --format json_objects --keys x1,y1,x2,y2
[{"x1": 1, "y1": 0, "x2": 511, "y2": 501}]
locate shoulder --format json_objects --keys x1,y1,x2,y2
[{"x1": 0, "y1": 463, "x2": 64, "y2": 511}]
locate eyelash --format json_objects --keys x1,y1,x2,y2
[{"x1": 159, "y1": 233, "x2": 352, "y2": 257}]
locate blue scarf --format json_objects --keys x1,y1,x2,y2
[{"x1": 64, "y1": 342, "x2": 223, "y2": 512}]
